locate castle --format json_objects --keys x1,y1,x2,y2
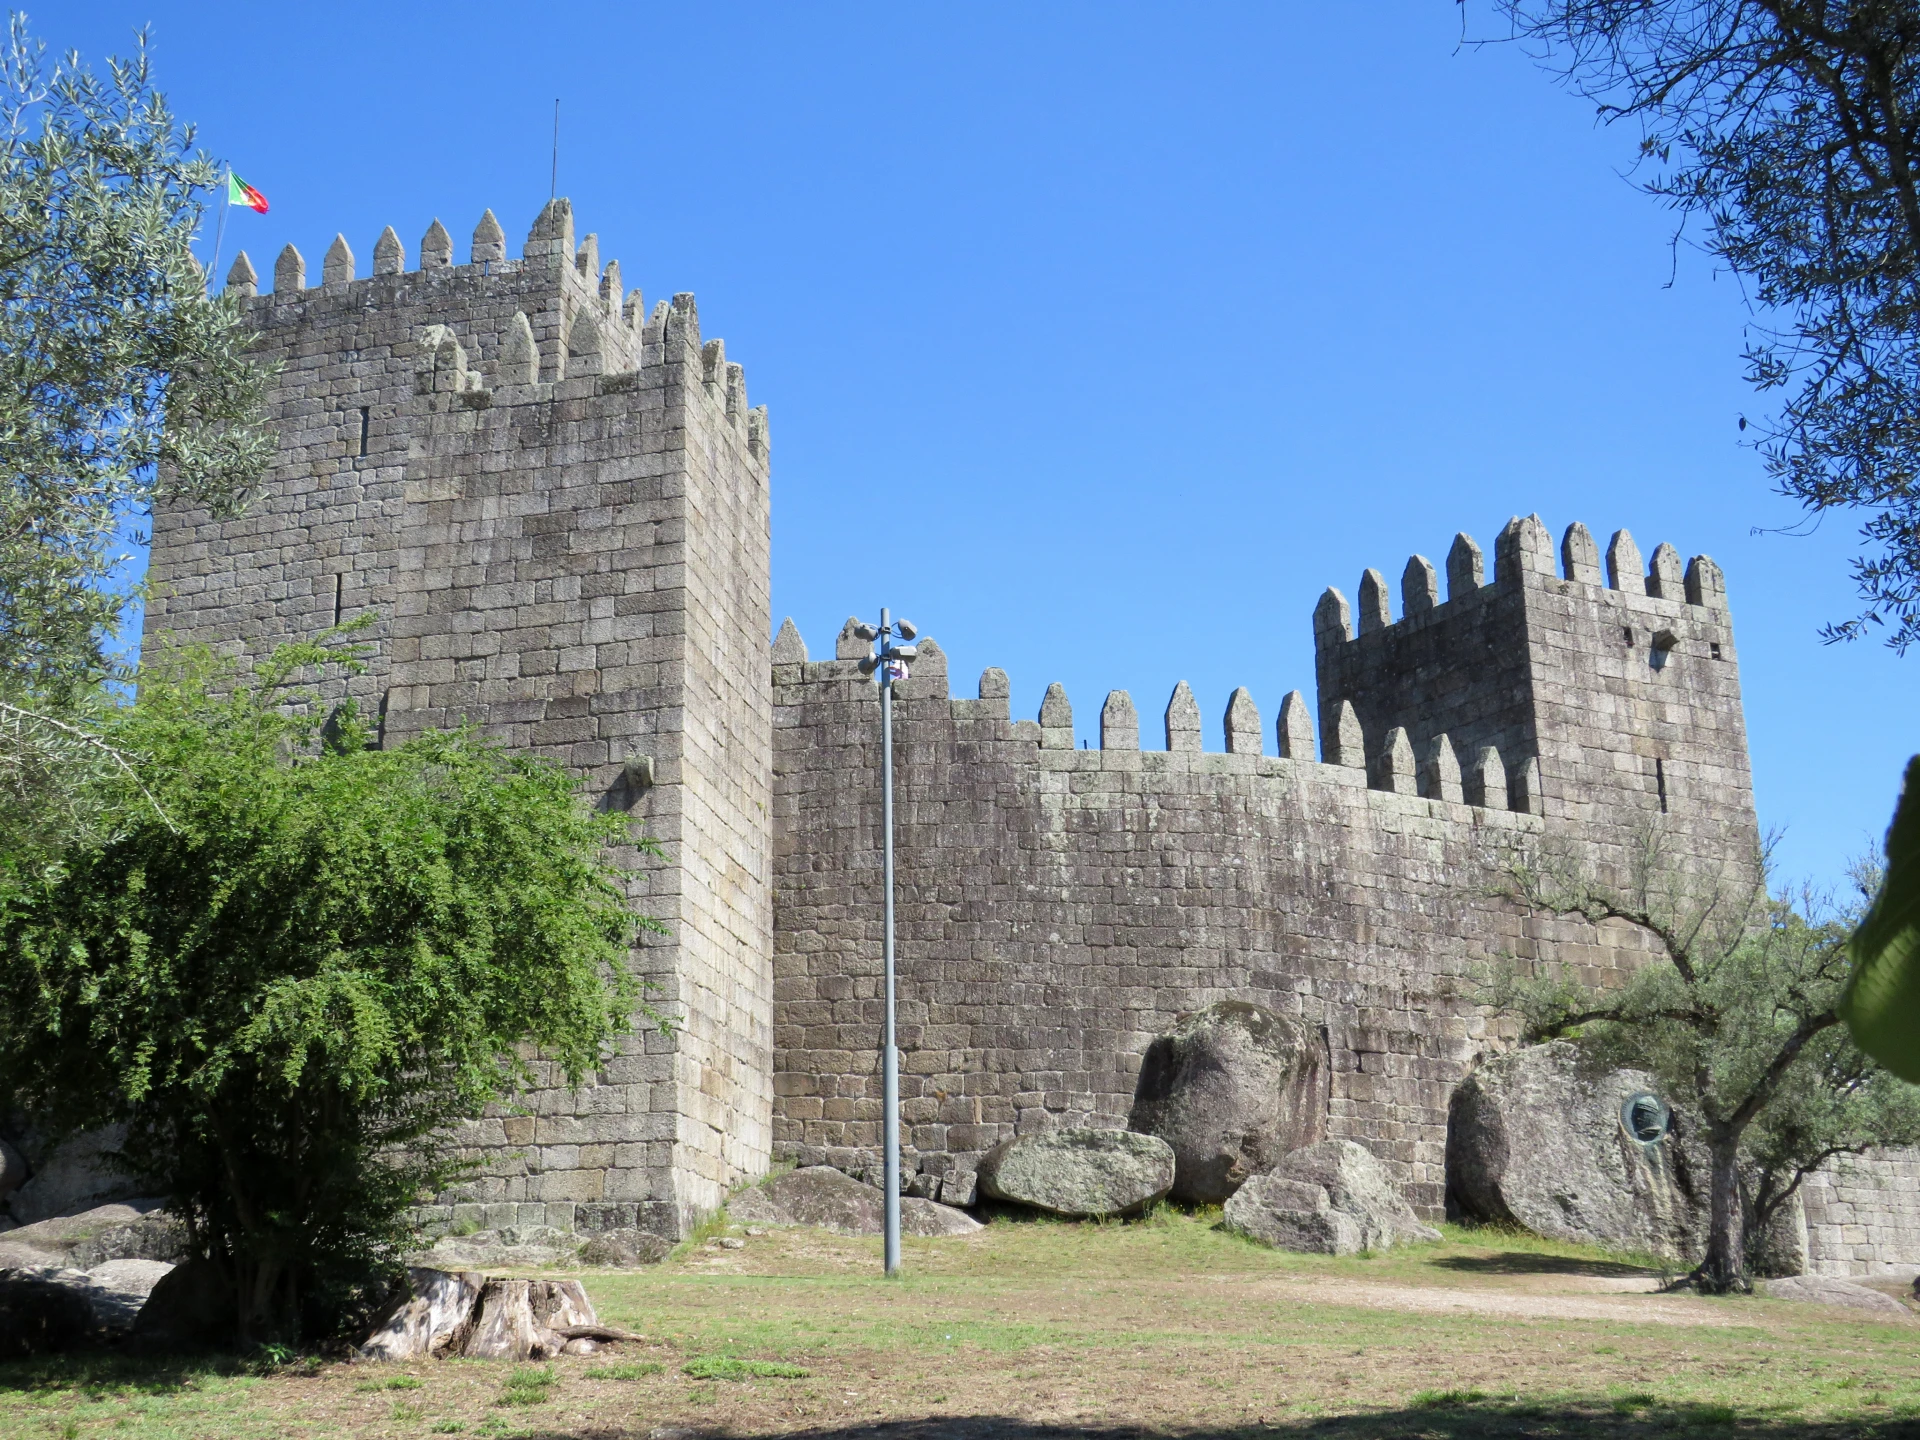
[{"x1": 142, "y1": 201, "x2": 1917, "y2": 1272}]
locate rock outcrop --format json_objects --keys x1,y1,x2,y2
[
  {"x1": 577, "y1": 1228, "x2": 672, "y2": 1266},
  {"x1": 1448, "y1": 1042, "x2": 1808, "y2": 1273},
  {"x1": 0, "y1": 1257, "x2": 176, "y2": 1354},
  {"x1": 1448, "y1": 1042, "x2": 1705, "y2": 1262},
  {"x1": 5, "y1": 1126, "x2": 143, "y2": 1225},
  {"x1": 975, "y1": 1128, "x2": 1175, "y2": 1217},
  {"x1": 408, "y1": 1225, "x2": 581, "y2": 1270},
  {"x1": 0, "y1": 1137, "x2": 26, "y2": 1206},
  {"x1": 0, "y1": 1200, "x2": 184, "y2": 1272},
  {"x1": 730, "y1": 1166, "x2": 983, "y2": 1237},
  {"x1": 1224, "y1": 1140, "x2": 1440, "y2": 1254},
  {"x1": 1765, "y1": 1274, "x2": 1912, "y2": 1319},
  {"x1": 1128, "y1": 1001, "x2": 1330, "y2": 1203}
]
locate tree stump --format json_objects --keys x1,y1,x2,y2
[
  {"x1": 359, "y1": 1268, "x2": 485, "y2": 1360},
  {"x1": 359, "y1": 1269, "x2": 603, "y2": 1361}
]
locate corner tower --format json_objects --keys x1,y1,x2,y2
[
  {"x1": 143, "y1": 201, "x2": 774, "y2": 1239},
  {"x1": 1313, "y1": 513, "x2": 1759, "y2": 886}
]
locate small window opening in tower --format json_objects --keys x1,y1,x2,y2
[
  {"x1": 1650, "y1": 628, "x2": 1678, "y2": 671},
  {"x1": 1710, "y1": 642, "x2": 1723, "y2": 660},
  {"x1": 1622, "y1": 626, "x2": 1634, "y2": 647},
  {"x1": 333, "y1": 572, "x2": 344, "y2": 627},
  {"x1": 1655, "y1": 758, "x2": 1669, "y2": 813},
  {"x1": 358, "y1": 406, "x2": 370, "y2": 457}
]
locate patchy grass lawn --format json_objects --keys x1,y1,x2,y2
[{"x1": 4, "y1": 1213, "x2": 1918, "y2": 1439}]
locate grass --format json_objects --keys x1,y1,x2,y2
[
  {"x1": 493, "y1": 1366, "x2": 556, "y2": 1406},
  {"x1": 3, "y1": 1211, "x2": 1917, "y2": 1437},
  {"x1": 582, "y1": 1361, "x2": 664, "y2": 1380},
  {"x1": 681, "y1": 1354, "x2": 810, "y2": 1379}
]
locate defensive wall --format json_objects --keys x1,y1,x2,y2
[
  {"x1": 135, "y1": 200, "x2": 1917, "y2": 1273},
  {"x1": 768, "y1": 513, "x2": 1749, "y2": 1216}
]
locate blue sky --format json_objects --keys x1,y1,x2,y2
[{"x1": 38, "y1": 1, "x2": 1913, "y2": 891}]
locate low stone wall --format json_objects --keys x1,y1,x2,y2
[{"x1": 1803, "y1": 1148, "x2": 1920, "y2": 1278}]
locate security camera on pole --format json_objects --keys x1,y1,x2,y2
[{"x1": 852, "y1": 608, "x2": 917, "y2": 1276}]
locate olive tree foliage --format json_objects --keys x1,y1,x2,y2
[
  {"x1": 1486, "y1": 829, "x2": 1920, "y2": 1293},
  {"x1": 0, "y1": 637, "x2": 662, "y2": 1346},
  {"x1": 1489, "y1": 1, "x2": 1920, "y2": 651},
  {"x1": 0, "y1": 15, "x2": 272, "y2": 849}
]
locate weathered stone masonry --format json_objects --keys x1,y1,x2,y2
[
  {"x1": 142, "y1": 202, "x2": 1917, "y2": 1271},
  {"x1": 146, "y1": 202, "x2": 772, "y2": 1240}
]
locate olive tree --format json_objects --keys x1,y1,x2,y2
[
  {"x1": 1491, "y1": 1, "x2": 1920, "y2": 651},
  {"x1": 1489, "y1": 829, "x2": 1920, "y2": 1293},
  {"x1": 0, "y1": 16, "x2": 271, "y2": 850},
  {"x1": 0, "y1": 637, "x2": 662, "y2": 1345}
]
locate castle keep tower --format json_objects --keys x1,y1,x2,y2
[{"x1": 144, "y1": 202, "x2": 773, "y2": 1238}]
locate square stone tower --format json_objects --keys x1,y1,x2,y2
[
  {"x1": 143, "y1": 201, "x2": 773, "y2": 1239},
  {"x1": 1312, "y1": 513, "x2": 1759, "y2": 887}
]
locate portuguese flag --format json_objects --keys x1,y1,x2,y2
[{"x1": 227, "y1": 171, "x2": 269, "y2": 214}]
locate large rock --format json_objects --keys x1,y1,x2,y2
[
  {"x1": 6, "y1": 1125, "x2": 144, "y2": 1225},
  {"x1": 1448, "y1": 1042, "x2": 1707, "y2": 1263},
  {"x1": 975, "y1": 1128, "x2": 1175, "y2": 1217},
  {"x1": 1224, "y1": 1140, "x2": 1440, "y2": 1254},
  {"x1": 1766, "y1": 1275, "x2": 1912, "y2": 1319},
  {"x1": 730, "y1": 1166, "x2": 984, "y2": 1237},
  {"x1": 131, "y1": 1257, "x2": 235, "y2": 1350},
  {"x1": 1, "y1": 1200, "x2": 184, "y2": 1269},
  {"x1": 1129, "y1": 1001, "x2": 1330, "y2": 1203},
  {"x1": 408, "y1": 1224, "x2": 580, "y2": 1270},
  {"x1": 578, "y1": 1228, "x2": 672, "y2": 1267},
  {"x1": 0, "y1": 1270, "x2": 100, "y2": 1356},
  {"x1": 0, "y1": 1258, "x2": 176, "y2": 1354}
]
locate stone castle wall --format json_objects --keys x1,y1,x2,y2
[
  {"x1": 765, "y1": 516, "x2": 1746, "y2": 1215},
  {"x1": 143, "y1": 202, "x2": 771, "y2": 1239},
  {"x1": 136, "y1": 202, "x2": 1918, "y2": 1266},
  {"x1": 1803, "y1": 1150, "x2": 1920, "y2": 1278}
]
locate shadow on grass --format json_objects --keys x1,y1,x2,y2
[
  {"x1": 356, "y1": 1405, "x2": 1920, "y2": 1440},
  {"x1": 1429, "y1": 1250, "x2": 1665, "y2": 1280},
  {"x1": 0, "y1": 1350, "x2": 315, "y2": 1399}
]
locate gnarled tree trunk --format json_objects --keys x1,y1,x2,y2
[{"x1": 1697, "y1": 1135, "x2": 1750, "y2": 1294}]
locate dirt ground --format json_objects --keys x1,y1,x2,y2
[{"x1": 5, "y1": 1213, "x2": 1920, "y2": 1440}]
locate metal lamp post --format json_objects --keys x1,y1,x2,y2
[{"x1": 854, "y1": 608, "x2": 917, "y2": 1276}]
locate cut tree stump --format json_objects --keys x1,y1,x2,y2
[
  {"x1": 358, "y1": 1270, "x2": 609, "y2": 1361},
  {"x1": 359, "y1": 1268, "x2": 484, "y2": 1361}
]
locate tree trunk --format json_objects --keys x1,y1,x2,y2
[
  {"x1": 1697, "y1": 1135, "x2": 1750, "y2": 1294},
  {"x1": 234, "y1": 1254, "x2": 294, "y2": 1348}
]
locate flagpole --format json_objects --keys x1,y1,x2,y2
[{"x1": 207, "y1": 168, "x2": 231, "y2": 295}]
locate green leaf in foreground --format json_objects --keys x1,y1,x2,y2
[{"x1": 1843, "y1": 756, "x2": 1920, "y2": 1082}]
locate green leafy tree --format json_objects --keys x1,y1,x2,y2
[
  {"x1": 0, "y1": 15, "x2": 272, "y2": 848},
  {"x1": 1490, "y1": 831, "x2": 1920, "y2": 1293},
  {"x1": 1490, "y1": 1, "x2": 1920, "y2": 651},
  {"x1": 0, "y1": 636, "x2": 662, "y2": 1345}
]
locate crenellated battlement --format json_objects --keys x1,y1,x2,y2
[
  {"x1": 219, "y1": 200, "x2": 767, "y2": 459},
  {"x1": 767, "y1": 615, "x2": 1547, "y2": 825}
]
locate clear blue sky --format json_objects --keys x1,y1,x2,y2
[{"x1": 37, "y1": 1, "x2": 1914, "y2": 892}]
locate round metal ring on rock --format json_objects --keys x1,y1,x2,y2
[{"x1": 1620, "y1": 1092, "x2": 1671, "y2": 1144}]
